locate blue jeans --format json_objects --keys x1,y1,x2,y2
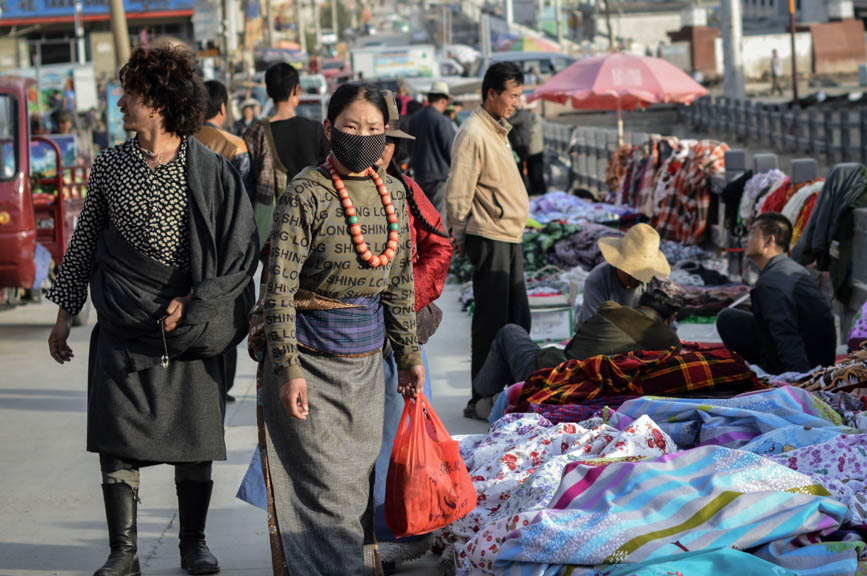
[{"x1": 373, "y1": 346, "x2": 432, "y2": 542}]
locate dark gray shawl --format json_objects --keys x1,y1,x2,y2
[{"x1": 86, "y1": 137, "x2": 259, "y2": 462}]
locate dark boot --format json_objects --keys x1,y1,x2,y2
[
  {"x1": 176, "y1": 480, "x2": 220, "y2": 575},
  {"x1": 94, "y1": 483, "x2": 140, "y2": 576}
]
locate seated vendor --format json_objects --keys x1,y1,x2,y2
[
  {"x1": 468, "y1": 277, "x2": 685, "y2": 420},
  {"x1": 716, "y1": 212, "x2": 836, "y2": 375},
  {"x1": 576, "y1": 223, "x2": 671, "y2": 331}
]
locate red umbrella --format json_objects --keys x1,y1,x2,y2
[{"x1": 530, "y1": 52, "x2": 708, "y2": 144}]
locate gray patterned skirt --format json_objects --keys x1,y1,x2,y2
[{"x1": 263, "y1": 351, "x2": 385, "y2": 575}]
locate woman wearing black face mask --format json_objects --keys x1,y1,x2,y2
[{"x1": 262, "y1": 82, "x2": 424, "y2": 574}]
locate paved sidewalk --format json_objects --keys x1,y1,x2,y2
[{"x1": 0, "y1": 283, "x2": 485, "y2": 575}]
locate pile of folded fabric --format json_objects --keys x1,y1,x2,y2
[
  {"x1": 437, "y1": 379, "x2": 867, "y2": 575},
  {"x1": 529, "y1": 190, "x2": 639, "y2": 226}
]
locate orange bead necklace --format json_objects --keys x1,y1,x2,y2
[{"x1": 326, "y1": 154, "x2": 400, "y2": 268}]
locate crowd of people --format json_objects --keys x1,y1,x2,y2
[{"x1": 41, "y1": 39, "x2": 845, "y2": 576}]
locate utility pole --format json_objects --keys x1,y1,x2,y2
[
  {"x1": 480, "y1": 10, "x2": 490, "y2": 73},
  {"x1": 331, "y1": 0, "x2": 338, "y2": 38},
  {"x1": 313, "y1": 0, "x2": 321, "y2": 54},
  {"x1": 555, "y1": 0, "x2": 563, "y2": 49},
  {"x1": 74, "y1": 1, "x2": 86, "y2": 64},
  {"x1": 505, "y1": 0, "x2": 513, "y2": 26},
  {"x1": 604, "y1": 0, "x2": 614, "y2": 49},
  {"x1": 295, "y1": 0, "x2": 307, "y2": 53},
  {"x1": 263, "y1": 0, "x2": 271, "y2": 46},
  {"x1": 721, "y1": 0, "x2": 745, "y2": 99},
  {"x1": 441, "y1": 3, "x2": 447, "y2": 49},
  {"x1": 109, "y1": 0, "x2": 130, "y2": 68},
  {"x1": 789, "y1": 0, "x2": 799, "y2": 101}
]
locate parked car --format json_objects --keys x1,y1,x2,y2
[
  {"x1": 481, "y1": 51, "x2": 575, "y2": 80},
  {"x1": 300, "y1": 74, "x2": 328, "y2": 95}
]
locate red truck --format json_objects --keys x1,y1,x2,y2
[{"x1": 0, "y1": 76, "x2": 90, "y2": 324}]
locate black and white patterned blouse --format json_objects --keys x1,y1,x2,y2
[{"x1": 45, "y1": 137, "x2": 191, "y2": 315}]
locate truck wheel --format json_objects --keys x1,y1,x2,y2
[{"x1": 72, "y1": 297, "x2": 91, "y2": 327}]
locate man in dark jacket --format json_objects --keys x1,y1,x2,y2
[
  {"x1": 717, "y1": 212, "x2": 835, "y2": 374},
  {"x1": 408, "y1": 81, "x2": 454, "y2": 215},
  {"x1": 469, "y1": 277, "x2": 684, "y2": 419}
]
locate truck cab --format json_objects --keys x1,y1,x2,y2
[{"x1": 0, "y1": 76, "x2": 89, "y2": 322}]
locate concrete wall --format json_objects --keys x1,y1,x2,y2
[
  {"x1": 714, "y1": 31, "x2": 813, "y2": 79},
  {"x1": 595, "y1": 12, "x2": 684, "y2": 54}
]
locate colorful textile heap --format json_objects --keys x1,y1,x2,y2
[
  {"x1": 609, "y1": 137, "x2": 727, "y2": 244},
  {"x1": 739, "y1": 169, "x2": 788, "y2": 226},
  {"x1": 456, "y1": 445, "x2": 851, "y2": 575},
  {"x1": 434, "y1": 413, "x2": 676, "y2": 574},
  {"x1": 768, "y1": 433, "x2": 867, "y2": 525},
  {"x1": 508, "y1": 347, "x2": 763, "y2": 418},
  {"x1": 757, "y1": 176, "x2": 793, "y2": 215},
  {"x1": 609, "y1": 386, "x2": 854, "y2": 453},
  {"x1": 679, "y1": 283, "x2": 751, "y2": 319},
  {"x1": 529, "y1": 191, "x2": 638, "y2": 226},
  {"x1": 771, "y1": 346, "x2": 867, "y2": 395},
  {"x1": 548, "y1": 222, "x2": 625, "y2": 271}
]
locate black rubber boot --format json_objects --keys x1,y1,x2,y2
[
  {"x1": 94, "y1": 483, "x2": 141, "y2": 576},
  {"x1": 176, "y1": 480, "x2": 220, "y2": 575}
]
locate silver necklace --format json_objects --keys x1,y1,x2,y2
[{"x1": 139, "y1": 138, "x2": 176, "y2": 165}]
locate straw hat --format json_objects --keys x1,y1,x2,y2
[
  {"x1": 597, "y1": 223, "x2": 671, "y2": 283},
  {"x1": 429, "y1": 81, "x2": 451, "y2": 98},
  {"x1": 382, "y1": 90, "x2": 415, "y2": 140}
]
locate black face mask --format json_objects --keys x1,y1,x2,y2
[{"x1": 329, "y1": 127, "x2": 386, "y2": 174}]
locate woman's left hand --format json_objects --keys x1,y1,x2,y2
[{"x1": 397, "y1": 364, "x2": 425, "y2": 399}]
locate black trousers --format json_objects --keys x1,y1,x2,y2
[
  {"x1": 472, "y1": 324, "x2": 540, "y2": 399},
  {"x1": 716, "y1": 308, "x2": 763, "y2": 366},
  {"x1": 466, "y1": 235, "x2": 532, "y2": 399},
  {"x1": 526, "y1": 152, "x2": 546, "y2": 196}
]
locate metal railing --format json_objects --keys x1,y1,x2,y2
[
  {"x1": 681, "y1": 96, "x2": 867, "y2": 166},
  {"x1": 542, "y1": 121, "x2": 622, "y2": 196}
]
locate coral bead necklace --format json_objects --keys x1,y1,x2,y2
[{"x1": 326, "y1": 154, "x2": 400, "y2": 268}]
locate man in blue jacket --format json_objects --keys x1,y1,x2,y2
[
  {"x1": 717, "y1": 212, "x2": 836, "y2": 374},
  {"x1": 408, "y1": 81, "x2": 455, "y2": 217}
]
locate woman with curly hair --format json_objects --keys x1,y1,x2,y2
[{"x1": 45, "y1": 45, "x2": 258, "y2": 576}]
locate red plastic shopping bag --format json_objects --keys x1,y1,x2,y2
[{"x1": 385, "y1": 393, "x2": 477, "y2": 537}]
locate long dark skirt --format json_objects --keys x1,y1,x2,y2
[
  {"x1": 263, "y1": 351, "x2": 385, "y2": 575},
  {"x1": 87, "y1": 324, "x2": 227, "y2": 462}
]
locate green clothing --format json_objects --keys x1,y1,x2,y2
[
  {"x1": 265, "y1": 166, "x2": 422, "y2": 383},
  {"x1": 535, "y1": 301, "x2": 681, "y2": 369}
]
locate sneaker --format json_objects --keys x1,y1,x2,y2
[
  {"x1": 474, "y1": 397, "x2": 494, "y2": 421},
  {"x1": 225, "y1": 394, "x2": 236, "y2": 403}
]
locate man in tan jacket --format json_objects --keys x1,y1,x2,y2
[{"x1": 444, "y1": 61, "x2": 531, "y2": 419}]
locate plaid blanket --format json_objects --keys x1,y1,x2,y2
[{"x1": 509, "y1": 347, "x2": 764, "y2": 414}]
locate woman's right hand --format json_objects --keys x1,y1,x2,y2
[
  {"x1": 48, "y1": 308, "x2": 74, "y2": 364},
  {"x1": 280, "y1": 377, "x2": 309, "y2": 420}
]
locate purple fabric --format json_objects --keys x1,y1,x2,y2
[{"x1": 296, "y1": 295, "x2": 385, "y2": 355}]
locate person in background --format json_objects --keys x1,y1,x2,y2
[
  {"x1": 55, "y1": 110, "x2": 74, "y2": 135},
  {"x1": 243, "y1": 62, "x2": 329, "y2": 250},
  {"x1": 771, "y1": 49, "x2": 784, "y2": 96},
  {"x1": 509, "y1": 95, "x2": 546, "y2": 196},
  {"x1": 576, "y1": 223, "x2": 670, "y2": 332},
  {"x1": 444, "y1": 62, "x2": 531, "y2": 419},
  {"x1": 196, "y1": 80, "x2": 250, "y2": 185},
  {"x1": 233, "y1": 98, "x2": 259, "y2": 137},
  {"x1": 717, "y1": 212, "x2": 835, "y2": 374},
  {"x1": 373, "y1": 90, "x2": 453, "y2": 572},
  {"x1": 471, "y1": 277, "x2": 684, "y2": 419},
  {"x1": 524, "y1": 66, "x2": 540, "y2": 87},
  {"x1": 62, "y1": 76, "x2": 76, "y2": 112},
  {"x1": 408, "y1": 81, "x2": 454, "y2": 216},
  {"x1": 195, "y1": 79, "x2": 252, "y2": 404},
  {"x1": 394, "y1": 81, "x2": 412, "y2": 115},
  {"x1": 445, "y1": 100, "x2": 463, "y2": 131},
  {"x1": 45, "y1": 44, "x2": 257, "y2": 576}
]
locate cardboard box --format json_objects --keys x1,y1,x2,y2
[{"x1": 529, "y1": 306, "x2": 574, "y2": 344}]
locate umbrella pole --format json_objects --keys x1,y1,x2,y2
[{"x1": 617, "y1": 98, "x2": 623, "y2": 146}]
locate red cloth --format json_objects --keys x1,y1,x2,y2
[
  {"x1": 401, "y1": 174, "x2": 453, "y2": 311},
  {"x1": 759, "y1": 178, "x2": 793, "y2": 215},
  {"x1": 396, "y1": 93, "x2": 412, "y2": 116},
  {"x1": 511, "y1": 347, "x2": 764, "y2": 413}
]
